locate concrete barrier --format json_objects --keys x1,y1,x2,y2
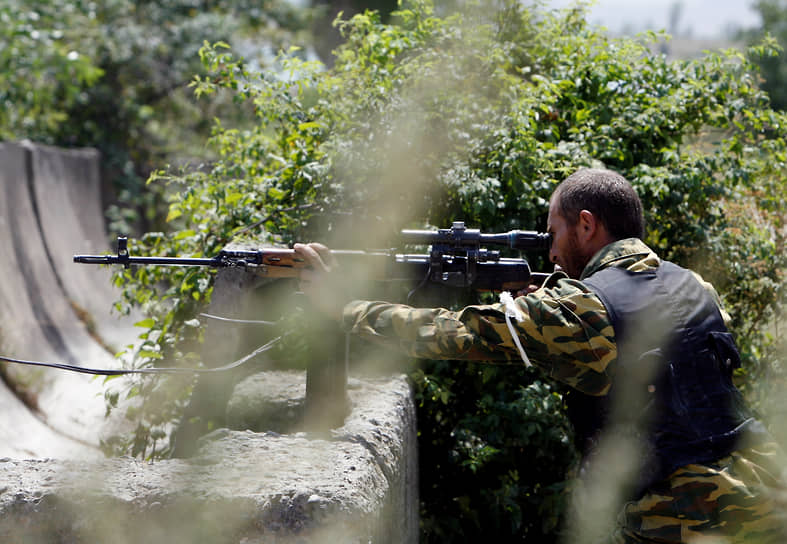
[
  {"x1": 0, "y1": 142, "x2": 107, "y2": 457},
  {"x1": 27, "y1": 141, "x2": 141, "y2": 350},
  {"x1": 0, "y1": 142, "x2": 419, "y2": 542},
  {"x1": 0, "y1": 373, "x2": 418, "y2": 543}
]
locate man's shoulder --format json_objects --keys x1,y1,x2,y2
[
  {"x1": 582, "y1": 238, "x2": 659, "y2": 279},
  {"x1": 582, "y1": 242, "x2": 731, "y2": 324}
]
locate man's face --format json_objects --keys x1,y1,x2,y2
[{"x1": 547, "y1": 200, "x2": 589, "y2": 279}]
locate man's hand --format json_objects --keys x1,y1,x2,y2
[
  {"x1": 293, "y1": 242, "x2": 335, "y2": 274},
  {"x1": 517, "y1": 284, "x2": 541, "y2": 297},
  {"x1": 293, "y1": 242, "x2": 344, "y2": 319},
  {"x1": 516, "y1": 264, "x2": 563, "y2": 297}
]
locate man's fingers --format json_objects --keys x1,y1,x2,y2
[
  {"x1": 292, "y1": 243, "x2": 343, "y2": 319},
  {"x1": 293, "y1": 242, "x2": 334, "y2": 272},
  {"x1": 309, "y1": 242, "x2": 337, "y2": 268},
  {"x1": 515, "y1": 284, "x2": 541, "y2": 297}
]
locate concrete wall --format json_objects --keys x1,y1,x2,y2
[
  {"x1": 0, "y1": 142, "x2": 419, "y2": 542},
  {"x1": 0, "y1": 373, "x2": 418, "y2": 543}
]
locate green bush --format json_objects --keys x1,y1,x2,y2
[
  {"x1": 0, "y1": 0, "x2": 314, "y2": 233},
  {"x1": 741, "y1": 0, "x2": 787, "y2": 111},
  {"x1": 108, "y1": 1, "x2": 785, "y2": 540}
]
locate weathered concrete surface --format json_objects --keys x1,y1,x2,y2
[
  {"x1": 0, "y1": 374, "x2": 418, "y2": 543},
  {"x1": 226, "y1": 370, "x2": 307, "y2": 433}
]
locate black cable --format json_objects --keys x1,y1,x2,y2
[{"x1": 0, "y1": 336, "x2": 281, "y2": 376}]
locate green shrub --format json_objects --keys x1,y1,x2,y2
[{"x1": 0, "y1": 0, "x2": 314, "y2": 232}]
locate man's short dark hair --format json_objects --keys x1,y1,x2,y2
[{"x1": 553, "y1": 168, "x2": 645, "y2": 240}]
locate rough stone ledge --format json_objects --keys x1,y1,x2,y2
[{"x1": 0, "y1": 374, "x2": 418, "y2": 544}]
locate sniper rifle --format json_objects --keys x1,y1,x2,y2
[{"x1": 74, "y1": 221, "x2": 552, "y2": 295}]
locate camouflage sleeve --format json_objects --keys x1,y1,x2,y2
[{"x1": 341, "y1": 277, "x2": 617, "y2": 396}]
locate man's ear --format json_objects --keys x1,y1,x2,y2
[{"x1": 576, "y1": 209, "x2": 598, "y2": 244}]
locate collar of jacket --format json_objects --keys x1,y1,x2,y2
[{"x1": 579, "y1": 238, "x2": 660, "y2": 281}]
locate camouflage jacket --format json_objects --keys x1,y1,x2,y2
[
  {"x1": 342, "y1": 238, "x2": 725, "y2": 397},
  {"x1": 342, "y1": 238, "x2": 787, "y2": 541}
]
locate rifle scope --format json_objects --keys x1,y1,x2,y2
[{"x1": 400, "y1": 221, "x2": 551, "y2": 251}]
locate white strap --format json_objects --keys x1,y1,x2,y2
[{"x1": 499, "y1": 291, "x2": 532, "y2": 367}]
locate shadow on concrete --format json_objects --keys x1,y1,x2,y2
[{"x1": 0, "y1": 142, "x2": 139, "y2": 458}]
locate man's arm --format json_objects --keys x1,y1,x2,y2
[
  {"x1": 342, "y1": 278, "x2": 617, "y2": 396},
  {"x1": 294, "y1": 241, "x2": 616, "y2": 396}
]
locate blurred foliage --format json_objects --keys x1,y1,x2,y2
[{"x1": 3, "y1": 0, "x2": 786, "y2": 541}]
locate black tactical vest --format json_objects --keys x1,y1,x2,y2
[{"x1": 567, "y1": 261, "x2": 768, "y2": 497}]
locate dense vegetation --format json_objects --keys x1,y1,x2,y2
[
  {"x1": 744, "y1": 0, "x2": 787, "y2": 111},
  {"x1": 0, "y1": 0, "x2": 314, "y2": 231},
  {"x1": 3, "y1": 1, "x2": 785, "y2": 541}
]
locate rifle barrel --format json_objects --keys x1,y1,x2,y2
[{"x1": 73, "y1": 255, "x2": 220, "y2": 266}]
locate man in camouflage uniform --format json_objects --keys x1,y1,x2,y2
[{"x1": 295, "y1": 168, "x2": 787, "y2": 543}]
